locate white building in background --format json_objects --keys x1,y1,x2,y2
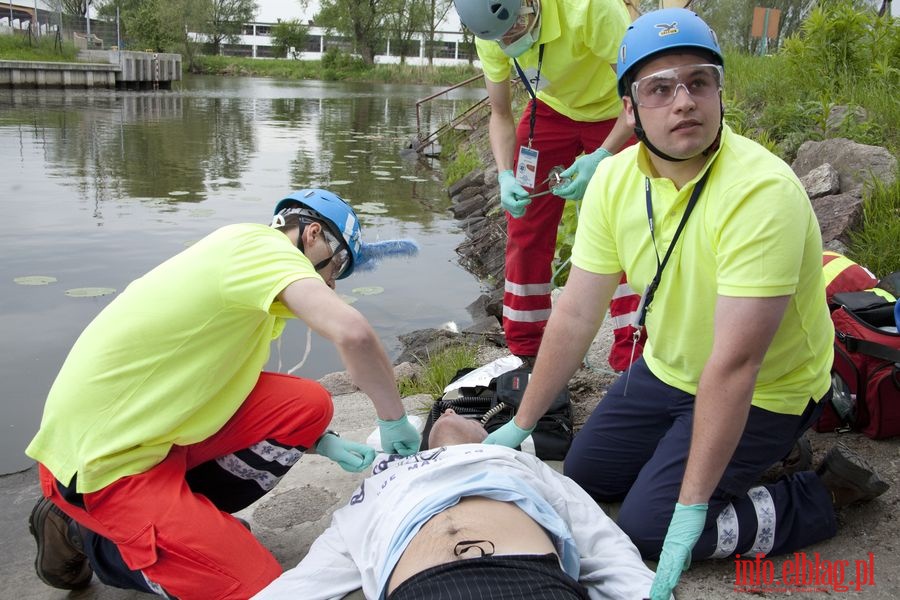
[{"x1": 225, "y1": 0, "x2": 473, "y2": 64}]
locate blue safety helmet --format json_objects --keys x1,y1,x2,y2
[
  {"x1": 616, "y1": 8, "x2": 723, "y2": 98},
  {"x1": 274, "y1": 189, "x2": 362, "y2": 279}
]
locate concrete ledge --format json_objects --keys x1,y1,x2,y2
[
  {"x1": 0, "y1": 60, "x2": 118, "y2": 88},
  {"x1": 0, "y1": 50, "x2": 182, "y2": 90}
]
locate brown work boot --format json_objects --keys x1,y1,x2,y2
[
  {"x1": 28, "y1": 497, "x2": 93, "y2": 590},
  {"x1": 816, "y1": 444, "x2": 889, "y2": 509},
  {"x1": 782, "y1": 435, "x2": 813, "y2": 476}
]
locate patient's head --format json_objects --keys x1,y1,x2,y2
[{"x1": 427, "y1": 409, "x2": 489, "y2": 448}]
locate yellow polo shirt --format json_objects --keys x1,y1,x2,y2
[
  {"x1": 26, "y1": 224, "x2": 322, "y2": 493},
  {"x1": 572, "y1": 125, "x2": 833, "y2": 414},
  {"x1": 476, "y1": 0, "x2": 631, "y2": 122}
]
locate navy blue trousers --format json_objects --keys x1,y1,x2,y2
[{"x1": 563, "y1": 359, "x2": 837, "y2": 561}]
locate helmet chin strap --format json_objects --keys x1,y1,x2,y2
[{"x1": 631, "y1": 97, "x2": 725, "y2": 163}]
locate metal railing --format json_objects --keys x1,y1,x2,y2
[{"x1": 412, "y1": 73, "x2": 487, "y2": 155}]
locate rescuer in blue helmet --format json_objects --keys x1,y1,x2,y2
[
  {"x1": 25, "y1": 187, "x2": 421, "y2": 598},
  {"x1": 483, "y1": 9, "x2": 888, "y2": 599}
]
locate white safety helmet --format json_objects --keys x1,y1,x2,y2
[{"x1": 454, "y1": 0, "x2": 523, "y2": 40}]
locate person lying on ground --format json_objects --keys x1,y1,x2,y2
[
  {"x1": 25, "y1": 189, "x2": 421, "y2": 599},
  {"x1": 253, "y1": 408, "x2": 658, "y2": 600}
]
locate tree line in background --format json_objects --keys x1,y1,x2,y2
[
  {"x1": 45, "y1": 0, "x2": 892, "y2": 67},
  {"x1": 45, "y1": 0, "x2": 459, "y2": 66}
]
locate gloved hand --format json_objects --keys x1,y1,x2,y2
[
  {"x1": 315, "y1": 433, "x2": 376, "y2": 473},
  {"x1": 554, "y1": 148, "x2": 613, "y2": 201},
  {"x1": 649, "y1": 503, "x2": 708, "y2": 600},
  {"x1": 378, "y1": 414, "x2": 421, "y2": 456},
  {"x1": 483, "y1": 418, "x2": 535, "y2": 448},
  {"x1": 498, "y1": 169, "x2": 532, "y2": 218}
]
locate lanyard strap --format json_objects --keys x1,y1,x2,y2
[
  {"x1": 513, "y1": 44, "x2": 545, "y2": 148},
  {"x1": 636, "y1": 168, "x2": 712, "y2": 327}
]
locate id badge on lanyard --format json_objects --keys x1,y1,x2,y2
[
  {"x1": 513, "y1": 46, "x2": 544, "y2": 190},
  {"x1": 516, "y1": 146, "x2": 539, "y2": 188}
]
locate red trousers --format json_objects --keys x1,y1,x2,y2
[
  {"x1": 505, "y1": 100, "x2": 644, "y2": 369},
  {"x1": 39, "y1": 371, "x2": 333, "y2": 599}
]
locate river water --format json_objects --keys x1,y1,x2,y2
[{"x1": 0, "y1": 75, "x2": 488, "y2": 474}]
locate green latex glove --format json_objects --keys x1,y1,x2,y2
[
  {"x1": 314, "y1": 433, "x2": 376, "y2": 473},
  {"x1": 483, "y1": 419, "x2": 535, "y2": 448},
  {"x1": 649, "y1": 502, "x2": 708, "y2": 600},
  {"x1": 498, "y1": 169, "x2": 531, "y2": 218},
  {"x1": 554, "y1": 148, "x2": 613, "y2": 201},
  {"x1": 378, "y1": 414, "x2": 421, "y2": 456}
]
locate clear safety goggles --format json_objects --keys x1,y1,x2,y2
[
  {"x1": 631, "y1": 63, "x2": 724, "y2": 108},
  {"x1": 319, "y1": 228, "x2": 350, "y2": 279},
  {"x1": 500, "y1": 0, "x2": 539, "y2": 45}
]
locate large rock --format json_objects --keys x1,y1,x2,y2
[
  {"x1": 800, "y1": 163, "x2": 841, "y2": 199},
  {"x1": 792, "y1": 138, "x2": 897, "y2": 194},
  {"x1": 810, "y1": 191, "x2": 865, "y2": 245}
]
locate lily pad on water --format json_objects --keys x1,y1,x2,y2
[
  {"x1": 371, "y1": 170, "x2": 391, "y2": 176},
  {"x1": 65, "y1": 287, "x2": 116, "y2": 298},
  {"x1": 352, "y1": 286, "x2": 384, "y2": 296},
  {"x1": 328, "y1": 180, "x2": 354, "y2": 186},
  {"x1": 168, "y1": 190, "x2": 191, "y2": 196},
  {"x1": 339, "y1": 294, "x2": 358, "y2": 305},
  {"x1": 354, "y1": 202, "x2": 389, "y2": 214},
  {"x1": 375, "y1": 177, "x2": 393, "y2": 181},
  {"x1": 14, "y1": 275, "x2": 58, "y2": 286},
  {"x1": 188, "y1": 208, "x2": 216, "y2": 217}
]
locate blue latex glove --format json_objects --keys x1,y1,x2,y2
[
  {"x1": 315, "y1": 433, "x2": 376, "y2": 473},
  {"x1": 498, "y1": 169, "x2": 531, "y2": 218},
  {"x1": 378, "y1": 414, "x2": 421, "y2": 456},
  {"x1": 649, "y1": 503, "x2": 708, "y2": 600},
  {"x1": 483, "y1": 419, "x2": 535, "y2": 448},
  {"x1": 554, "y1": 148, "x2": 613, "y2": 201}
]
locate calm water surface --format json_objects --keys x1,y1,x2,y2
[{"x1": 0, "y1": 75, "x2": 488, "y2": 474}]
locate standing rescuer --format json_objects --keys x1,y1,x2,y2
[
  {"x1": 453, "y1": 0, "x2": 646, "y2": 369},
  {"x1": 25, "y1": 189, "x2": 421, "y2": 599},
  {"x1": 481, "y1": 8, "x2": 888, "y2": 599}
]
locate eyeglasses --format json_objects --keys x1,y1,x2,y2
[{"x1": 631, "y1": 64, "x2": 724, "y2": 108}]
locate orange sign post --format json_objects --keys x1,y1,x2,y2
[{"x1": 751, "y1": 6, "x2": 782, "y2": 55}]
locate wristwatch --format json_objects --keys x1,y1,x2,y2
[{"x1": 314, "y1": 429, "x2": 339, "y2": 449}]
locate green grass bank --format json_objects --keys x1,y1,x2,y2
[
  {"x1": 0, "y1": 34, "x2": 78, "y2": 62},
  {"x1": 192, "y1": 52, "x2": 481, "y2": 86}
]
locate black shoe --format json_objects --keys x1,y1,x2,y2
[
  {"x1": 28, "y1": 497, "x2": 93, "y2": 590},
  {"x1": 816, "y1": 444, "x2": 889, "y2": 509}
]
